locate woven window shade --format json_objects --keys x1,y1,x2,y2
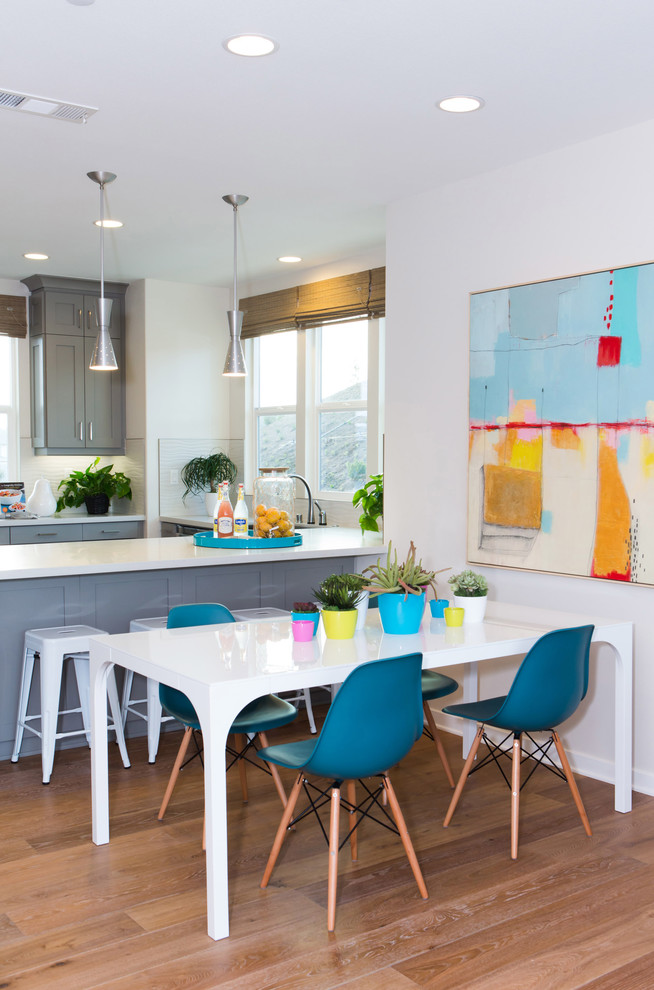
[
  {"x1": 240, "y1": 267, "x2": 385, "y2": 338},
  {"x1": 240, "y1": 287, "x2": 298, "y2": 340},
  {"x1": 0, "y1": 295, "x2": 27, "y2": 338}
]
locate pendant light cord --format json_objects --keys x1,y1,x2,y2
[
  {"x1": 99, "y1": 180, "x2": 105, "y2": 302},
  {"x1": 232, "y1": 203, "x2": 238, "y2": 311}
]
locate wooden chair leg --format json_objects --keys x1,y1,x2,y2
[
  {"x1": 383, "y1": 776, "x2": 428, "y2": 900},
  {"x1": 158, "y1": 726, "x2": 193, "y2": 820},
  {"x1": 552, "y1": 730, "x2": 592, "y2": 837},
  {"x1": 423, "y1": 700, "x2": 455, "y2": 787},
  {"x1": 346, "y1": 779, "x2": 357, "y2": 861},
  {"x1": 259, "y1": 731, "x2": 288, "y2": 808},
  {"x1": 327, "y1": 786, "x2": 341, "y2": 932},
  {"x1": 510, "y1": 733, "x2": 521, "y2": 860},
  {"x1": 236, "y1": 733, "x2": 249, "y2": 803},
  {"x1": 443, "y1": 725, "x2": 483, "y2": 827},
  {"x1": 261, "y1": 773, "x2": 303, "y2": 888}
]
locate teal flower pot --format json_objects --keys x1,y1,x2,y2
[
  {"x1": 291, "y1": 611, "x2": 320, "y2": 636},
  {"x1": 377, "y1": 591, "x2": 425, "y2": 635}
]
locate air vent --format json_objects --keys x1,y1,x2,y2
[{"x1": 0, "y1": 88, "x2": 97, "y2": 123}]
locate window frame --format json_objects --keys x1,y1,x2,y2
[
  {"x1": 245, "y1": 318, "x2": 384, "y2": 501},
  {"x1": 0, "y1": 336, "x2": 19, "y2": 481}
]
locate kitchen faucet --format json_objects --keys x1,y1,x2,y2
[{"x1": 288, "y1": 474, "x2": 315, "y2": 525}]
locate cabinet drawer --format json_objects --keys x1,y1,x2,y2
[
  {"x1": 0, "y1": 528, "x2": 9, "y2": 545},
  {"x1": 10, "y1": 524, "x2": 84, "y2": 544},
  {"x1": 82, "y1": 521, "x2": 142, "y2": 541}
]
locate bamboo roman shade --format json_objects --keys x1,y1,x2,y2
[
  {"x1": 240, "y1": 267, "x2": 385, "y2": 339},
  {"x1": 0, "y1": 295, "x2": 27, "y2": 338}
]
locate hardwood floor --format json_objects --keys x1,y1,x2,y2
[{"x1": 1, "y1": 707, "x2": 654, "y2": 989}]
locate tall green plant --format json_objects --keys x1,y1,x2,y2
[
  {"x1": 313, "y1": 574, "x2": 363, "y2": 611},
  {"x1": 352, "y1": 472, "x2": 383, "y2": 533}
]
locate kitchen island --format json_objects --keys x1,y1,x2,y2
[{"x1": 0, "y1": 528, "x2": 383, "y2": 761}]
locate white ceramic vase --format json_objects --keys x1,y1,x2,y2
[
  {"x1": 26, "y1": 478, "x2": 57, "y2": 517},
  {"x1": 206, "y1": 491, "x2": 219, "y2": 517},
  {"x1": 355, "y1": 590, "x2": 370, "y2": 630},
  {"x1": 453, "y1": 594, "x2": 487, "y2": 624}
]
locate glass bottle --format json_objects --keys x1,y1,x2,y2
[
  {"x1": 234, "y1": 483, "x2": 248, "y2": 536},
  {"x1": 217, "y1": 482, "x2": 234, "y2": 537},
  {"x1": 253, "y1": 467, "x2": 295, "y2": 539},
  {"x1": 213, "y1": 485, "x2": 223, "y2": 536}
]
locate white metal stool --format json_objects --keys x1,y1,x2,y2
[
  {"x1": 11, "y1": 624, "x2": 131, "y2": 784},
  {"x1": 121, "y1": 616, "x2": 173, "y2": 763}
]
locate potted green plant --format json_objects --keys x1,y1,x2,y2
[
  {"x1": 180, "y1": 450, "x2": 238, "y2": 516},
  {"x1": 363, "y1": 541, "x2": 449, "y2": 634},
  {"x1": 312, "y1": 574, "x2": 363, "y2": 639},
  {"x1": 56, "y1": 457, "x2": 133, "y2": 516},
  {"x1": 290, "y1": 601, "x2": 320, "y2": 637},
  {"x1": 448, "y1": 569, "x2": 489, "y2": 624},
  {"x1": 352, "y1": 472, "x2": 383, "y2": 534}
]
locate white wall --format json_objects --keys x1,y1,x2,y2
[
  {"x1": 126, "y1": 279, "x2": 232, "y2": 533},
  {"x1": 386, "y1": 118, "x2": 654, "y2": 794}
]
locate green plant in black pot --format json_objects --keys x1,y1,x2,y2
[
  {"x1": 352, "y1": 472, "x2": 383, "y2": 533},
  {"x1": 180, "y1": 451, "x2": 237, "y2": 500},
  {"x1": 56, "y1": 457, "x2": 132, "y2": 515}
]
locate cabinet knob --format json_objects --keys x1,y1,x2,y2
[
  {"x1": 77, "y1": 308, "x2": 82, "y2": 329},
  {"x1": 78, "y1": 421, "x2": 84, "y2": 441},
  {"x1": 88, "y1": 421, "x2": 93, "y2": 441}
]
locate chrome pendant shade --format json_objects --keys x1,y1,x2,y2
[
  {"x1": 87, "y1": 170, "x2": 118, "y2": 371},
  {"x1": 222, "y1": 193, "x2": 248, "y2": 377}
]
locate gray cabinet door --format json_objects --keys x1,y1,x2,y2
[
  {"x1": 84, "y1": 337, "x2": 123, "y2": 448},
  {"x1": 43, "y1": 335, "x2": 85, "y2": 448},
  {"x1": 44, "y1": 292, "x2": 84, "y2": 336}
]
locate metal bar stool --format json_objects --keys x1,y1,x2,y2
[
  {"x1": 11, "y1": 624, "x2": 130, "y2": 783},
  {"x1": 121, "y1": 616, "x2": 173, "y2": 763}
]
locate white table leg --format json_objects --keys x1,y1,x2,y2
[
  {"x1": 607, "y1": 626, "x2": 633, "y2": 813},
  {"x1": 90, "y1": 651, "x2": 110, "y2": 845},
  {"x1": 197, "y1": 688, "x2": 231, "y2": 941},
  {"x1": 462, "y1": 660, "x2": 479, "y2": 756}
]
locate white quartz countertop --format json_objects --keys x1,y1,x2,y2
[
  {"x1": 0, "y1": 527, "x2": 384, "y2": 580},
  {"x1": 0, "y1": 513, "x2": 145, "y2": 528}
]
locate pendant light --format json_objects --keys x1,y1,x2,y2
[
  {"x1": 222, "y1": 193, "x2": 248, "y2": 377},
  {"x1": 87, "y1": 170, "x2": 118, "y2": 371}
]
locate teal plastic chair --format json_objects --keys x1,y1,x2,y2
[
  {"x1": 421, "y1": 670, "x2": 459, "y2": 786},
  {"x1": 157, "y1": 604, "x2": 298, "y2": 826},
  {"x1": 259, "y1": 653, "x2": 429, "y2": 932},
  {"x1": 442, "y1": 625, "x2": 594, "y2": 859}
]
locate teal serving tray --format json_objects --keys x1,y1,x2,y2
[{"x1": 193, "y1": 531, "x2": 303, "y2": 549}]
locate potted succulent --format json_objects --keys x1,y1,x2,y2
[
  {"x1": 180, "y1": 450, "x2": 238, "y2": 516},
  {"x1": 363, "y1": 541, "x2": 449, "y2": 635},
  {"x1": 352, "y1": 472, "x2": 383, "y2": 534},
  {"x1": 448, "y1": 569, "x2": 489, "y2": 624},
  {"x1": 290, "y1": 601, "x2": 320, "y2": 637},
  {"x1": 56, "y1": 457, "x2": 133, "y2": 516},
  {"x1": 312, "y1": 574, "x2": 363, "y2": 639}
]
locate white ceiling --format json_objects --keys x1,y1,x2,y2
[{"x1": 3, "y1": 0, "x2": 654, "y2": 293}]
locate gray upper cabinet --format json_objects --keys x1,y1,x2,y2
[{"x1": 22, "y1": 275, "x2": 128, "y2": 455}]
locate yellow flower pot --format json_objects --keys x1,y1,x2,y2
[{"x1": 320, "y1": 609, "x2": 358, "y2": 640}]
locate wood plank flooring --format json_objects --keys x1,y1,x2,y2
[{"x1": 1, "y1": 706, "x2": 653, "y2": 989}]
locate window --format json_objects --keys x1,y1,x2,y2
[
  {"x1": 247, "y1": 318, "x2": 384, "y2": 498},
  {"x1": 0, "y1": 336, "x2": 18, "y2": 481}
]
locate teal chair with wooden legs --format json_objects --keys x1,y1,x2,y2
[
  {"x1": 421, "y1": 670, "x2": 458, "y2": 786},
  {"x1": 259, "y1": 653, "x2": 428, "y2": 932},
  {"x1": 442, "y1": 625, "x2": 595, "y2": 859},
  {"x1": 157, "y1": 603, "x2": 298, "y2": 827}
]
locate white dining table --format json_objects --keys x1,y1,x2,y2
[{"x1": 89, "y1": 601, "x2": 633, "y2": 941}]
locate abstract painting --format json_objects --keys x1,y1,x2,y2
[{"x1": 468, "y1": 262, "x2": 654, "y2": 584}]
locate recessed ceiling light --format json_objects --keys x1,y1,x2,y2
[
  {"x1": 224, "y1": 34, "x2": 278, "y2": 57},
  {"x1": 94, "y1": 219, "x2": 123, "y2": 228},
  {"x1": 67, "y1": 0, "x2": 95, "y2": 5},
  {"x1": 23, "y1": 252, "x2": 49, "y2": 261},
  {"x1": 278, "y1": 256, "x2": 302, "y2": 263},
  {"x1": 438, "y1": 95, "x2": 485, "y2": 113}
]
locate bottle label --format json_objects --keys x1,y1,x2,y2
[
  {"x1": 234, "y1": 518, "x2": 247, "y2": 535},
  {"x1": 218, "y1": 517, "x2": 233, "y2": 535}
]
